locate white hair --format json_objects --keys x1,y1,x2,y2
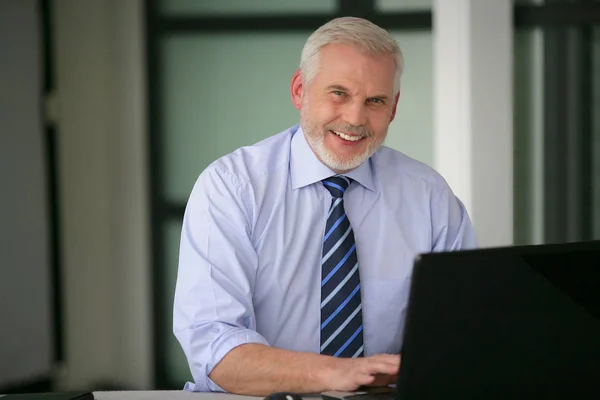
[{"x1": 299, "y1": 16, "x2": 404, "y2": 95}]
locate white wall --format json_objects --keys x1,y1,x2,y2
[
  {"x1": 51, "y1": 0, "x2": 152, "y2": 390},
  {"x1": 433, "y1": 0, "x2": 514, "y2": 248}
]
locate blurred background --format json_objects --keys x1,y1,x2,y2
[{"x1": 1, "y1": 0, "x2": 599, "y2": 394}]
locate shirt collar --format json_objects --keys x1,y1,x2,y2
[{"x1": 289, "y1": 125, "x2": 376, "y2": 192}]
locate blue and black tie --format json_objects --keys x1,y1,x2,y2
[{"x1": 320, "y1": 175, "x2": 365, "y2": 358}]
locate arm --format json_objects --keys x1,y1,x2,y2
[
  {"x1": 210, "y1": 343, "x2": 400, "y2": 396},
  {"x1": 174, "y1": 165, "x2": 399, "y2": 394},
  {"x1": 431, "y1": 185, "x2": 478, "y2": 251},
  {"x1": 173, "y1": 165, "x2": 268, "y2": 392}
]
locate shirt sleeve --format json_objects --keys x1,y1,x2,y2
[
  {"x1": 431, "y1": 185, "x2": 478, "y2": 251},
  {"x1": 173, "y1": 165, "x2": 270, "y2": 392}
]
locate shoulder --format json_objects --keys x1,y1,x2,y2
[
  {"x1": 198, "y1": 126, "x2": 295, "y2": 190},
  {"x1": 371, "y1": 145, "x2": 450, "y2": 193},
  {"x1": 186, "y1": 126, "x2": 295, "y2": 223}
]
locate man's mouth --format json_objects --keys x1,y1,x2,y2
[{"x1": 330, "y1": 130, "x2": 365, "y2": 142}]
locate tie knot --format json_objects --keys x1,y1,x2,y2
[{"x1": 322, "y1": 175, "x2": 351, "y2": 198}]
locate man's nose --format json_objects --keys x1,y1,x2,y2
[{"x1": 343, "y1": 101, "x2": 368, "y2": 127}]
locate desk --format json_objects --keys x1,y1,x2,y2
[
  {"x1": 93, "y1": 392, "x2": 322, "y2": 400},
  {"x1": 93, "y1": 392, "x2": 262, "y2": 400}
]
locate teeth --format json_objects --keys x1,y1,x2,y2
[{"x1": 333, "y1": 131, "x2": 362, "y2": 141}]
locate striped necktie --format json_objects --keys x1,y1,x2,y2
[{"x1": 320, "y1": 175, "x2": 365, "y2": 358}]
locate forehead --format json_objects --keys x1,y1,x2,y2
[{"x1": 313, "y1": 42, "x2": 396, "y2": 94}]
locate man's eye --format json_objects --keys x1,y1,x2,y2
[
  {"x1": 369, "y1": 98, "x2": 383, "y2": 104},
  {"x1": 333, "y1": 91, "x2": 345, "y2": 96}
]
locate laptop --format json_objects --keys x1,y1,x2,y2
[{"x1": 324, "y1": 240, "x2": 600, "y2": 400}]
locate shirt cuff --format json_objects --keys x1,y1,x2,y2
[
  {"x1": 183, "y1": 378, "x2": 226, "y2": 392},
  {"x1": 185, "y1": 325, "x2": 270, "y2": 392}
]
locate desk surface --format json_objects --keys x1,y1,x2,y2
[
  {"x1": 93, "y1": 392, "x2": 323, "y2": 400},
  {"x1": 94, "y1": 392, "x2": 262, "y2": 400}
]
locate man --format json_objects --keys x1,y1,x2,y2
[{"x1": 173, "y1": 16, "x2": 477, "y2": 396}]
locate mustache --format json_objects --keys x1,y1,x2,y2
[{"x1": 324, "y1": 123, "x2": 372, "y2": 138}]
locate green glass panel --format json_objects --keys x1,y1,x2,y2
[
  {"x1": 375, "y1": 0, "x2": 432, "y2": 11},
  {"x1": 513, "y1": 28, "x2": 544, "y2": 245},
  {"x1": 161, "y1": 33, "x2": 307, "y2": 201},
  {"x1": 385, "y1": 31, "x2": 433, "y2": 167},
  {"x1": 159, "y1": 0, "x2": 336, "y2": 15}
]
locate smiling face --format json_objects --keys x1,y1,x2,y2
[{"x1": 291, "y1": 42, "x2": 400, "y2": 173}]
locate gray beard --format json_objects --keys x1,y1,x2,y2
[{"x1": 300, "y1": 109, "x2": 385, "y2": 172}]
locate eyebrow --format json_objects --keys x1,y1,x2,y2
[
  {"x1": 324, "y1": 84, "x2": 390, "y2": 101},
  {"x1": 325, "y1": 84, "x2": 350, "y2": 92}
]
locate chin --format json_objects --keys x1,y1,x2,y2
[
  {"x1": 303, "y1": 125, "x2": 382, "y2": 171},
  {"x1": 321, "y1": 152, "x2": 369, "y2": 172}
]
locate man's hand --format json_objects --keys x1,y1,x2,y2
[
  {"x1": 210, "y1": 344, "x2": 400, "y2": 395},
  {"x1": 323, "y1": 354, "x2": 401, "y2": 392}
]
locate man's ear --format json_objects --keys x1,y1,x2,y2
[
  {"x1": 390, "y1": 91, "x2": 400, "y2": 122},
  {"x1": 290, "y1": 69, "x2": 304, "y2": 111}
]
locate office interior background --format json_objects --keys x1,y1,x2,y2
[{"x1": 1, "y1": 0, "x2": 599, "y2": 393}]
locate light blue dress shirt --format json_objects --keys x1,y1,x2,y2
[{"x1": 173, "y1": 124, "x2": 477, "y2": 392}]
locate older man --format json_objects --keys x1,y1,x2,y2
[{"x1": 173, "y1": 16, "x2": 477, "y2": 396}]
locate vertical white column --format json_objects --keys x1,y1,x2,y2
[
  {"x1": 52, "y1": 0, "x2": 151, "y2": 390},
  {"x1": 433, "y1": 0, "x2": 514, "y2": 248}
]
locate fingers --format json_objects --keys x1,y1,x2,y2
[
  {"x1": 355, "y1": 373, "x2": 376, "y2": 387},
  {"x1": 326, "y1": 353, "x2": 401, "y2": 392},
  {"x1": 362, "y1": 354, "x2": 400, "y2": 376},
  {"x1": 368, "y1": 373, "x2": 398, "y2": 387},
  {"x1": 370, "y1": 353, "x2": 401, "y2": 365},
  {"x1": 326, "y1": 360, "x2": 376, "y2": 392}
]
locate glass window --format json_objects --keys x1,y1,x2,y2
[
  {"x1": 513, "y1": 24, "x2": 600, "y2": 244},
  {"x1": 513, "y1": 28, "x2": 545, "y2": 245},
  {"x1": 375, "y1": 0, "x2": 432, "y2": 12},
  {"x1": 386, "y1": 31, "x2": 433, "y2": 167},
  {"x1": 161, "y1": 33, "x2": 307, "y2": 202},
  {"x1": 159, "y1": 0, "x2": 336, "y2": 16},
  {"x1": 514, "y1": 0, "x2": 545, "y2": 4}
]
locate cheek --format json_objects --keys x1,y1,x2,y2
[
  {"x1": 367, "y1": 109, "x2": 392, "y2": 131},
  {"x1": 314, "y1": 105, "x2": 340, "y2": 125}
]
